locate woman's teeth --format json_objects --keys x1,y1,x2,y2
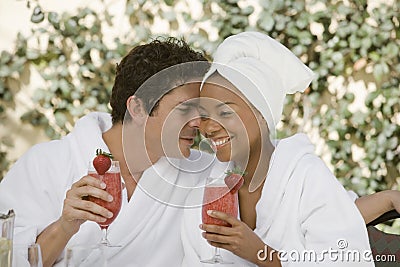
[{"x1": 214, "y1": 138, "x2": 230, "y2": 146}]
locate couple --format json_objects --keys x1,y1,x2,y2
[{"x1": 0, "y1": 32, "x2": 397, "y2": 266}]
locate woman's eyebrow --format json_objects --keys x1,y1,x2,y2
[
  {"x1": 198, "y1": 101, "x2": 237, "y2": 111},
  {"x1": 177, "y1": 99, "x2": 199, "y2": 108},
  {"x1": 216, "y1": 101, "x2": 236, "y2": 108}
]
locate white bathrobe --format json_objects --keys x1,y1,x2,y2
[
  {"x1": 0, "y1": 112, "x2": 222, "y2": 266},
  {"x1": 181, "y1": 134, "x2": 374, "y2": 266}
]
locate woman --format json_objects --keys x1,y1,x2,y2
[{"x1": 181, "y1": 32, "x2": 378, "y2": 266}]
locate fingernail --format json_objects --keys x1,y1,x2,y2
[
  {"x1": 100, "y1": 182, "x2": 106, "y2": 189},
  {"x1": 207, "y1": 210, "x2": 213, "y2": 215},
  {"x1": 108, "y1": 195, "x2": 113, "y2": 201},
  {"x1": 100, "y1": 218, "x2": 106, "y2": 222},
  {"x1": 199, "y1": 224, "x2": 203, "y2": 230},
  {"x1": 107, "y1": 212, "x2": 113, "y2": 218}
]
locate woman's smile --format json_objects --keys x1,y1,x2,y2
[{"x1": 211, "y1": 136, "x2": 232, "y2": 150}]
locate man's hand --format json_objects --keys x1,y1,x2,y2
[{"x1": 59, "y1": 175, "x2": 114, "y2": 236}]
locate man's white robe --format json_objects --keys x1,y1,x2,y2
[
  {"x1": 0, "y1": 112, "x2": 222, "y2": 266},
  {"x1": 181, "y1": 134, "x2": 374, "y2": 266}
]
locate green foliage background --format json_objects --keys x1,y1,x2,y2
[{"x1": 0, "y1": 0, "x2": 399, "y2": 228}]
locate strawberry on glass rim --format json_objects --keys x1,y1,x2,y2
[
  {"x1": 93, "y1": 149, "x2": 113, "y2": 175},
  {"x1": 224, "y1": 167, "x2": 246, "y2": 194}
]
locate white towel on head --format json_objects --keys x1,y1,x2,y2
[{"x1": 202, "y1": 31, "x2": 315, "y2": 134}]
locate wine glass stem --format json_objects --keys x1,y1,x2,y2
[
  {"x1": 100, "y1": 228, "x2": 109, "y2": 245},
  {"x1": 214, "y1": 247, "x2": 223, "y2": 262}
]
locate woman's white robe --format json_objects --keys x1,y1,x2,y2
[{"x1": 181, "y1": 133, "x2": 374, "y2": 266}]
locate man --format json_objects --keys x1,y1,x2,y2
[{"x1": 0, "y1": 38, "x2": 219, "y2": 266}]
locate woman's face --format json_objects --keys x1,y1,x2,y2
[{"x1": 199, "y1": 75, "x2": 264, "y2": 164}]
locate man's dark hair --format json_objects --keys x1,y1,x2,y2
[{"x1": 110, "y1": 37, "x2": 208, "y2": 124}]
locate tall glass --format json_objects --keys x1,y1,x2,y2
[
  {"x1": 0, "y1": 210, "x2": 15, "y2": 267},
  {"x1": 0, "y1": 238, "x2": 12, "y2": 267},
  {"x1": 88, "y1": 161, "x2": 122, "y2": 246},
  {"x1": 201, "y1": 176, "x2": 239, "y2": 264}
]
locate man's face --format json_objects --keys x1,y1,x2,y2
[{"x1": 144, "y1": 82, "x2": 201, "y2": 161}]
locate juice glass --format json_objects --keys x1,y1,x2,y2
[
  {"x1": 88, "y1": 161, "x2": 122, "y2": 246},
  {"x1": 201, "y1": 176, "x2": 238, "y2": 264}
]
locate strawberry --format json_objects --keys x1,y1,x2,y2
[
  {"x1": 93, "y1": 149, "x2": 113, "y2": 175},
  {"x1": 224, "y1": 167, "x2": 246, "y2": 194}
]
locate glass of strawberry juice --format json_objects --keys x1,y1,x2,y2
[
  {"x1": 88, "y1": 161, "x2": 122, "y2": 247},
  {"x1": 201, "y1": 176, "x2": 238, "y2": 264}
]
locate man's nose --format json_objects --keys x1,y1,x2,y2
[
  {"x1": 187, "y1": 116, "x2": 201, "y2": 129},
  {"x1": 200, "y1": 118, "x2": 220, "y2": 137}
]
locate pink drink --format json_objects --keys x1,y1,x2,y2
[
  {"x1": 202, "y1": 186, "x2": 238, "y2": 227},
  {"x1": 88, "y1": 171, "x2": 122, "y2": 229}
]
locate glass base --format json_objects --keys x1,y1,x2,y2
[
  {"x1": 100, "y1": 239, "x2": 121, "y2": 248},
  {"x1": 200, "y1": 255, "x2": 233, "y2": 264},
  {"x1": 100, "y1": 227, "x2": 121, "y2": 247}
]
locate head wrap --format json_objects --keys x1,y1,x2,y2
[{"x1": 202, "y1": 31, "x2": 315, "y2": 134}]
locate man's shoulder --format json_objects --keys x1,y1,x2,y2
[
  {"x1": 11, "y1": 139, "x2": 72, "y2": 173},
  {"x1": 25, "y1": 139, "x2": 66, "y2": 157},
  {"x1": 3, "y1": 138, "x2": 73, "y2": 183}
]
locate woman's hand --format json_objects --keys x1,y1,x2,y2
[
  {"x1": 200, "y1": 210, "x2": 281, "y2": 266},
  {"x1": 59, "y1": 175, "x2": 114, "y2": 236}
]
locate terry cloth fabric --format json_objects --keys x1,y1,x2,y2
[
  {"x1": 181, "y1": 134, "x2": 374, "y2": 266},
  {"x1": 0, "y1": 112, "x2": 220, "y2": 266}
]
